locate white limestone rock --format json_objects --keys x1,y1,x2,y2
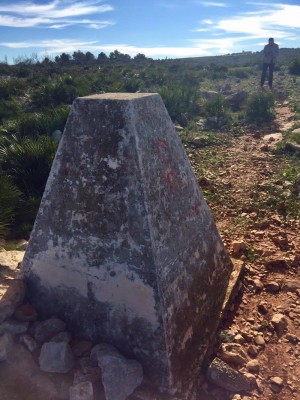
[
  {"x1": 39, "y1": 341, "x2": 75, "y2": 373},
  {"x1": 96, "y1": 347, "x2": 143, "y2": 400},
  {"x1": 69, "y1": 381, "x2": 93, "y2": 400},
  {"x1": 207, "y1": 357, "x2": 251, "y2": 392},
  {"x1": 19, "y1": 334, "x2": 39, "y2": 352},
  {"x1": 0, "y1": 318, "x2": 29, "y2": 335}
]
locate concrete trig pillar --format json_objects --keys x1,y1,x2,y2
[{"x1": 21, "y1": 93, "x2": 233, "y2": 394}]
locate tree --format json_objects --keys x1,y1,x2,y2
[
  {"x1": 55, "y1": 53, "x2": 71, "y2": 65},
  {"x1": 109, "y1": 50, "x2": 131, "y2": 62},
  {"x1": 134, "y1": 53, "x2": 147, "y2": 62},
  {"x1": 97, "y1": 52, "x2": 108, "y2": 63},
  {"x1": 85, "y1": 51, "x2": 95, "y2": 63},
  {"x1": 72, "y1": 50, "x2": 86, "y2": 65}
]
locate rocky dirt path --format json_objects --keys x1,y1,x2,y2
[{"x1": 194, "y1": 101, "x2": 300, "y2": 400}]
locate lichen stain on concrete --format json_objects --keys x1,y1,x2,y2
[
  {"x1": 87, "y1": 264, "x2": 158, "y2": 326},
  {"x1": 29, "y1": 250, "x2": 88, "y2": 298}
]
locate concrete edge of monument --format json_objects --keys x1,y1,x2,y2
[{"x1": 20, "y1": 92, "x2": 238, "y2": 396}]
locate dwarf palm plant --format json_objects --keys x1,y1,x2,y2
[
  {"x1": 0, "y1": 135, "x2": 57, "y2": 237},
  {"x1": 0, "y1": 135, "x2": 57, "y2": 198},
  {"x1": 0, "y1": 171, "x2": 22, "y2": 238}
]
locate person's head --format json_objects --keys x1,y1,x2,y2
[{"x1": 268, "y1": 38, "x2": 274, "y2": 44}]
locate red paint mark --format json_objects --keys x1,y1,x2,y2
[
  {"x1": 156, "y1": 138, "x2": 168, "y2": 155},
  {"x1": 155, "y1": 138, "x2": 172, "y2": 165},
  {"x1": 192, "y1": 201, "x2": 202, "y2": 216},
  {"x1": 164, "y1": 171, "x2": 178, "y2": 191}
]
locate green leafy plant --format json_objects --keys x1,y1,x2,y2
[
  {"x1": 15, "y1": 106, "x2": 70, "y2": 138},
  {"x1": 0, "y1": 135, "x2": 57, "y2": 198},
  {"x1": 158, "y1": 86, "x2": 200, "y2": 126},
  {"x1": 203, "y1": 95, "x2": 232, "y2": 128},
  {"x1": 0, "y1": 171, "x2": 22, "y2": 238},
  {"x1": 289, "y1": 58, "x2": 300, "y2": 75},
  {"x1": 245, "y1": 91, "x2": 275, "y2": 123}
]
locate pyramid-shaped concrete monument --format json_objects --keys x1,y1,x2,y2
[{"x1": 21, "y1": 93, "x2": 233, "y2": 394}]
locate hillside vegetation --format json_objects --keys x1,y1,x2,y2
[{"x1": 0, "y1": 48, "x2": 300, "y2": 239}]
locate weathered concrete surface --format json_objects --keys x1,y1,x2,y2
[{"x1": 21, "y1": 93, "x2": 233, "y2": 394}]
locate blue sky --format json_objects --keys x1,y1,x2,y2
[{"x1": 0, "y1": 0, "x2": 300, "y2": 63}]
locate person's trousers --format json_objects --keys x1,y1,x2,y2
[{"x1": 260, "y1": 63, "x2": 274, "y2": 88}]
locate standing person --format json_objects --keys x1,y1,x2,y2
[{"x1": 260, "y1": 38, "x2": 279, "y2": 89}]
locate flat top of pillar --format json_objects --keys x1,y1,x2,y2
[{"x1": 78, "y1": 93, "x2": 158, "y2": 101}]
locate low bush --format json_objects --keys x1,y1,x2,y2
[
  {"x1": 289, "y1": 58, "x2": 300, "y2": 75},
  {"x1": 158, "y1": 86, "x2": 200, "y2": 126},
  {"x1": 202, "y1": 95, "x2": 232, "y2": 128},
  {"x1": 16, "y1": 106, "x2": 70, "y2": 138},
  {"x1": 245, "y1": 91, "x2": 275, "y2": 123},
  {"x1": 0, "y1": 171, "x2": 22, "y2": 238},
  {"x1": 0, "y1": 135, "x2": 57, "y2": 198}
]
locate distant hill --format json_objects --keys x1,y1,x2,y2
[{"x1": 163, "y1": 47, "x2": 300, "y2": 67}]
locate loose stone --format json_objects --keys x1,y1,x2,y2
[
  {"x1": 271, "y1": 314, "x2": 288, "y2": 337},
  {"x1": 282, "y1": 279, "x2": 300, "y2": 293},
  {"x1": 257, "y1": 302, "x2": 269, "y2": 315},
  {"x1": 72, "y1": 340, "x2": 93, "y2": 357},
  {"x1": 39, "y1": 341, "x2": 75, "y2": 373},
  {"x1": 219, "y1": 343, "x2": 247, "y2": 366},
  {"x1": 247, "y1": 345, "x2": 259, "y2": 357},
  {"x1": 73, "y1": 366, "x2": 101, "y2": 385},
  {"x1": 206, "y1": 357, "x2": 251, "y2": 392},
  {"x1": 14, "y1": 302, "x2": 37, "y2": 322},
  {"x1": 234, "y1": 334, "x2": 245, "y2": 344},
  {"x1": 0, "y1": 318, "x2": 29, "y2": 335},
  {"x1": 34, "y1": 317, "x2": 66, "y2": 343},
  {"x1": 69, "y1": 381, "x2": 93, "y2": 400},
  {"x1": 253, "y1": 279, "x2": 264, "y2": 292},
  {"x1": 270, "y1": 376, "x2": 284, "y2": 393},
  {"x1": 242, "y1": 372, "x2": 257, "y2": 387},
  {"x1": 246, "y1": 359, "x2": 260, "y2": 373},
  {"x1": 50, "y1": 331, "x2": 72, "y2": 343},
  {"x1": 254, "y1": 335, "x2": 265, "y2": 347},
  {"x1": 19, "y1": 334, "x2": 39, "y2": 353},
  {"x1": 285, "y1": 333, "x2": 298, "y2": 344},
  {"x1": 232, "y1": 241, "x2": 247, "y2": 257},
  {"x1": 264, "y1": 281, "x2": 280, "y2": 293},
  {"x1": 96, "y1": 347, "x2": 143, "y2": 400}
]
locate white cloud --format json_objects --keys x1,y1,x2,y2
[
  {"x1": 201, "y1": 19, "x2": 213, "y2": 25},
  {"x1": 0, "y1": 37, "x2": 247, "y2": 59},
  {"x1": 196, "y1": 3, "x2": 300, "y2": 40},
  {"x1": 0, "y1": 0, "x2": 113, "y2": 29},
  {"x1": 200, "y1": 2, "x2": 228, "y2": 7}
]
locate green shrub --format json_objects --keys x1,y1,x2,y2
[
  {"x1": 229, "y1": 67, "x2": 251, "y2": 79},
  {"x1": 289, "y1": 58, "x2": 300, "y2": 75},
  {"x1": 0, "y1": 135, "x2": 57, "y2": 198},
  {"x1": 0, "y1": 171, "x2": 22, "y2": 238},
  {"x1": 0, "y1": 98, "x2": 22, "y2": 122},
  {"x1": 245, "y1": 91, "x2": 275, "y2": 123},
  {"x1": 31, "y1": 76, "x2": 79, "y2": 107},
  {"x1": 0, "y1": 78, "x2": 27, "y2": 100},
  {"x1": 16, "y1": 106, "x2": 70, "y2": 138},
  {"x1": 158, "y1": 86, "x2": 199, "y2": 126},
  {"x1": 203, "y1": 95, "x2": 232, "y2": 128}
]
